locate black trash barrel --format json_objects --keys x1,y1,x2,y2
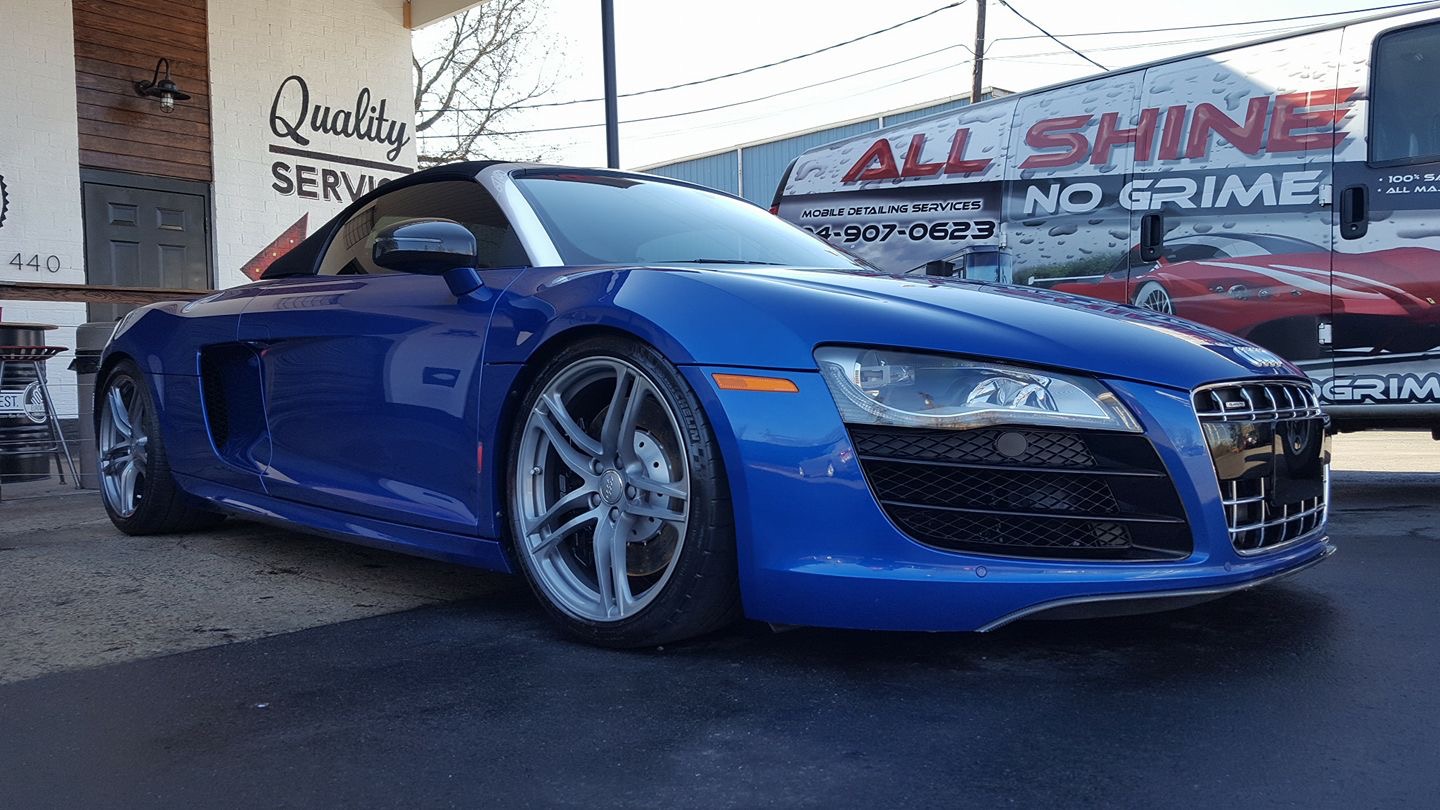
[{"x1": 0, "y1": 322, "x2": 59, "y2": 486}]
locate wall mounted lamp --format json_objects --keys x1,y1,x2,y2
[{"x1": 134, "y1": 58, "x2": 191, "y2": 113}]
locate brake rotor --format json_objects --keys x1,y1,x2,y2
[{"x1": 625, "y1": 428, "x2": 678, "y2": 576}]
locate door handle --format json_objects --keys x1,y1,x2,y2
[
  {"x1": 1138, "y1": 213, "x2": 1165, "y2": 262},
  {"x1": 1339, "y1": 185, "x2": 1368, "y2": 240}
]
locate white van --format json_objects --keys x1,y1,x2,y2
[{"x1": 773, "y1": 3, "x2": 1440, "y2": 434}]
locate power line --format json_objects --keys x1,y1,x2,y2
[
  {"x1": 989, "y1": 23, "x2": 1309, "y2": 61},
  {"x1": 619, "y1": 16, "x2": 1313, "y2": 149},
  {"x1": 995, "y1": 0, "x2": 1106, "y2": 70},
  {"x1": 422, "y1": 17, "x2": 1304, "y2": 141},
  {"x1": 623, "y1": 17, "x2": 1320, "y2": 138},
  {"x1": 419, "y1": 1, "x2": 970, "y2": 114},
  {"x1": 428, "y1": 0, "x2": 1433, "y2": 118},
  {"x1": 418, "y1": 43, "x2": 974, "y2": 139},
  {"x1": 425, "y1": 1, "x2": 1427, "y2": 142},
  {"x1": 988, "y1": 0, "x2": 1435, "y2": 45},
  {"x1": 630, "y1": 57, "x2": 980, "y2": 143}
]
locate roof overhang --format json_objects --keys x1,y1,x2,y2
[{"x1": 405, "y1": 0, "x2": 490, "y2": 29}]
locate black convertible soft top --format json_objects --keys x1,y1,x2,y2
[{"x1": 260, "y1": 161, "x2": 503, "y2": 279}]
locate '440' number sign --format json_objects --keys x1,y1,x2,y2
[{"x1": 8, "y1": 254, "x2": 61, "y2": 273}]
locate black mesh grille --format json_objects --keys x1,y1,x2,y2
[
  {"x1": 851, "y1": 427, "x2": 1094, "y2": 468},
  {"x1": 868, "y1": 461, "x2": 1120, "y2": 514},
  {"x1": 850, "y1": 425, "x2": 1190, "y2": 561},
  {"x1": 890, "y1": 506, "x2": 1132, "y2": 551}
]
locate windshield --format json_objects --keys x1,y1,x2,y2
[{"x1": 512, "y1": 170, "x2": 871, "y2": 270}]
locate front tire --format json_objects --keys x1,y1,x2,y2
[
  {"x1": 507, "y1": 337, "x2": 739, "y2": 647},
  {"x1": 98, "y1": 360, "x2": 223, "y2": 535}
]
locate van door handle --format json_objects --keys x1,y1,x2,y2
[
  {"x1": 1339, "y1": 185, "x2": 1368, "y2": 240},
  {"x1": 1138, "y1": 213, "x2": 1165, "y2": 262}
]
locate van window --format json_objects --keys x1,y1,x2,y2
[
  {"x1": 962, "y1": 251, "x2": 1014, "y2": 283},
  {"x1": 1162, "y1": 243, "x2": 1225, "y2": 263},
  {"x1": 1371, "y1": 23, "x2": 1440, "y2": 165}
]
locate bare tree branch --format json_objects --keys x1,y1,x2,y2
[{"x1": 412, "y1": 0, "x2": 558, "y2": 165}]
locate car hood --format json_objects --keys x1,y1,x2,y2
[{"x1": 616, "y1": 265, "x2": 1300, "y2": 389}]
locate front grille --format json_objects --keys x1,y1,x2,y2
[
  {"x1": 1193, "y1": 380, "x2": 1329, "y2": 554},
  {"x1": 851, "y1": 425, "x2": 1191, "y2": 561},
  {"x1": 1194, "y1": 380, "x2": 1325, "y2": 422}
]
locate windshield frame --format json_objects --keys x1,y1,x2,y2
[{"x1": 503, "y1": 166, "x2": 879, "y2": 272}]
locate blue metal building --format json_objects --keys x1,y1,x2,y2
[{"x1": 638, "y1": 90, "x2": 1007, "y2": 205}]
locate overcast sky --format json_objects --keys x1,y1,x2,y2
[{"x1": 416, "y1": 0, "x2": 1424, "y2": 169}]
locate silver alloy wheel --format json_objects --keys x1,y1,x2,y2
[
  {"x1": 98, "y1": 377, "x2": 148, "y2": 518},
  {"x1": 514, "y1": 357, "x2": 691, "y2": 622},
  {"x1": 1135, "y1": 280, "x2": 1174, "y2": 315}
]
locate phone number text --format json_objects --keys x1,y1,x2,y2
[{"x1": 802, "y1": 220, "x2": 997, "y2": 244}]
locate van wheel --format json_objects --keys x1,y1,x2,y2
[
  {"x1": 98, "y1": 360, "x2": 224, "y2": 535},
  {"x1": 1134, "y1": 281, "x2": 1174, "y2": 314}
]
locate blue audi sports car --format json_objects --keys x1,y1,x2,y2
[{"x1": 98, "y1": 162, "x2": 1333, "y2": 646}]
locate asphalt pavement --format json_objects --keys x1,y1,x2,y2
[{"x1": 1, "y1": 434, "x2": 1437, "y2": 808}]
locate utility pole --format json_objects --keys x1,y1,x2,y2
[
  {"x1": 971, "y1": 0, "x2": 986, "y2": 104},
  {"x1": 601, "y1": 0, "x2": 620, "y2": 168}
]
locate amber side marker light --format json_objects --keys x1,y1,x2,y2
[{"x1": 712, "y1": 373, "x2": 800, "y2": 393}]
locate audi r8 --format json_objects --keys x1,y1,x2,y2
[{"x1": 98, "y1": 163, "x2": 1333, "y2": 646}]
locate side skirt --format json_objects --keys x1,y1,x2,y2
[{"x1": 174, "y1": 473, "x2": 513, "y2": 573}]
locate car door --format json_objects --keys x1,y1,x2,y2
[
  {"x1": 1325, "y1": 13, "x2": 1440, "y2": 412},
  {"x1": 238, "y1": 179, "x2": 531, "y2": 535}
]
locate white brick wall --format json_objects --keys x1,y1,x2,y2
[
  {"x1": 209, "y1": 0, "x2": 419, "y2": 287},
  {"x1": 0, "y1": 0, "x2": 87, "y2": 416},
  {"x1": 0, "y1": 0, "x2": 419, "y2": 418}
]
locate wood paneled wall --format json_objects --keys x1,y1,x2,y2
[{"x1": 72, "y1": 0, "x2": 212, "y2": 182}]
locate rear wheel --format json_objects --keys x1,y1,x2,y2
[
  {"x1": 98, "y1": 360, "x2": 223, "y2": 535},
  {"x1": 1134, "y1": 280, "x2": 1174, "y2": 314},
  {"x1": 507, "y1": 337, "x2": 739, "y2": 647}
]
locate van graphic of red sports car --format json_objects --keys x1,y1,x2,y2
[{"x1": 1045, "y1": 234, "x2": 1440, "y2": 357}]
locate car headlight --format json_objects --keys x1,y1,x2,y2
[{"x1": 814, "y1": 346, "x2": 1142, "y2": 432}]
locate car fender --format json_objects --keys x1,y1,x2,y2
[
  {"x1": 476, "y1": 267, "x2": 820, "y2": 543},
  {"x1": 103, "y1": 287, "x2": 259, "y2": 378}
]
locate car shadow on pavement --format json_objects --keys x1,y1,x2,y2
[{"x1": 3, "y1": 462, "x2": 1430, "y2": 808}]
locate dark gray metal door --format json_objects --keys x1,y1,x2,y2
[{"x1": 82, "y1": 180, "x2": 211, "y2": 322}]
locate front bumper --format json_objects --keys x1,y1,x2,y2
[
  {"x1": 684, "y1": 366, "x2": 1332, "y2": 632},
  {"x1": 975, "y1": 543, "x2": 1332, "y2": 630}
]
